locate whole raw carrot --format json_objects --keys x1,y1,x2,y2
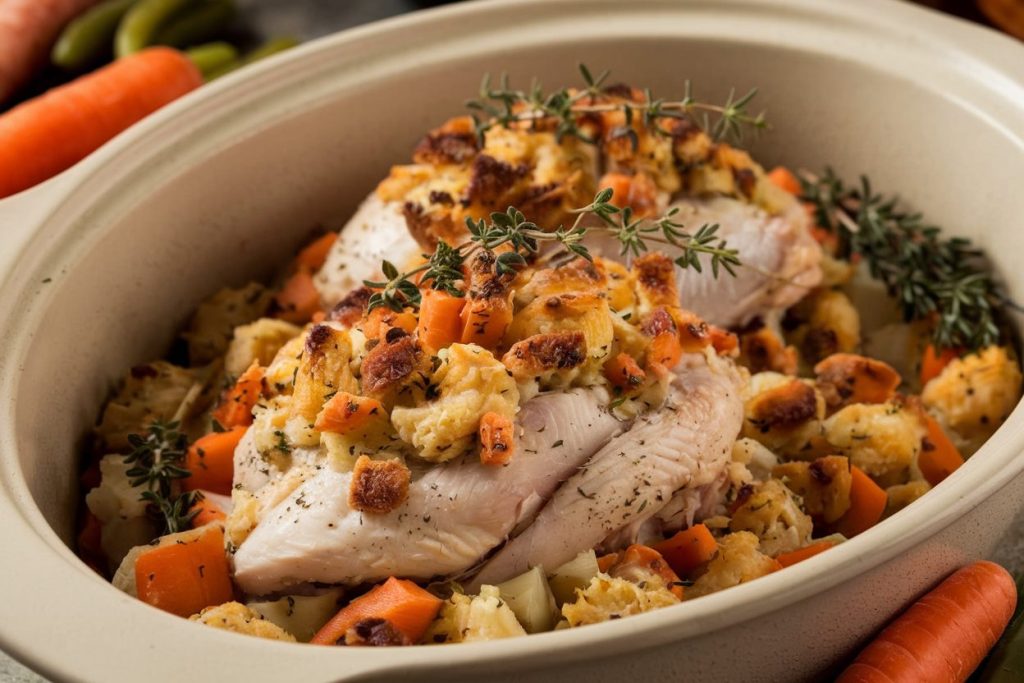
[
  {"x1": 838, "y1": 561, "x2": 1017, "y2": 683},
  {"x1": 0, "y1": 0, "x2": 100, "y2": 102},
  {"x1": 0, "y1": 46, "x2": 201, "y2": 198}
]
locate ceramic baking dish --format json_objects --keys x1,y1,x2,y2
[{"x1": 0, "y1": 0, "x2": 1022, "y2": 680}]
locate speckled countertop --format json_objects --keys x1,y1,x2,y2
[{"x1": 2, "y1": 0, "x2": 1020, "y2": 681}]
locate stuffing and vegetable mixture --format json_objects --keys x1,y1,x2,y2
[{"x1": 77, "y1": 68, "x2": 1021, "y2": 646}]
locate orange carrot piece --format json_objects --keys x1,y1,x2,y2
[
  {"x1": 598, "y1": 172, "x2": 658, "y2": 217},
  {"x1": 274, "y1": 268, "x2": 321, "y2": 324},
  {"x1": 814, "y1": 353, "x2": 902, "y2": 406},
  {"x1": 183, "y1": 426, "x2": 246, "y2": 496},
  {"x1": 834, "y1": 466, "x2": 887, "y2": 538},
  {"x1": 837, "y1": 561, "x2": 1017, "y2": 683},
  {"x1": 417, "y1": 289, "x2": 466, "y2": 352},
  {"x1": 213, "y1": 361, "x2": 264, "y2": 429},
  {"x1": 596, "y1": 553, "x2": 620, "y2": 574},
  {"x1": 479, "y1": 411, "x2": 515, "y2": 466},
  {"x1": 652, "y1": 524, "x2": 718, "y2": 575},
  {"x1": 647, "y1": 331, "x2": 682, "y2": 370},
  {"x1": 920, "y1": 344, "x2": 960, "y2": 387},
  {"x1": 767, "y1": 166, "x2": 802, "y2": 195},
  {"x1": 709, "y1": 325, "x2": 739, "y2": 355},
  {"x1": 190, "y1": 496, "x2": 226, "y2": 528},
  {"x1": 775, "y1": 539, "x2": 838, "y2": 568},
  {"x1": 362, "y1": 306, "x2": 418, "y2": 341},
  {"x1": 918, "y1": 415, "x2": 965, "y2": 487},
  {"x1": 460, "y1": 297, "x2": 512, "y2": 350},
  {"x1": 610, "y1": 545, "x2": 685, "y2": 599},
  {"x1": 135, "y1": 525, "x2": 234, "y2": 618},
  {"x1": 296, "y1": 233, "x2": 338, "y2": 272},
  {"x1": 310, "y1": 576, "x2": 442, "y2": 645},
  {"x1": 0, "y1": 47, "x2": 202, "y2": 199},
  {"x1": 314, "y1": 392, "x2": 384, "y2": 434},
  {"x1": 604, "y1": 352, "x2": 646, "y2": 390}
]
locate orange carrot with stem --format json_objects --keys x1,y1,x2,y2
[
  {"x1": 838, "y1": 561, "x2": 1017, "y2": 683},
  {"x1": 183, "y1": 426, "x2": 246, "y2": 496},
  {"x1": 310, "y1": 577, "x2": 442, "y2": 645},
  {"x1": 0, "y1": 47, "x2": 202, "y2": 199},
  {"x1": 135, "y1": 524, "x2": 234, "y2": 618}
]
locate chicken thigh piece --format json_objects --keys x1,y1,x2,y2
[
  {"x1": 670, "y1": 197, "x2": 822, "y2": 328},
  {"x1": 314, "y1": 193, "x2": 421, "y2": 308},
  {"x1": 470, "y1": 352, "x2": 743, "y2": 587},
  {"x1": 232, "y1": 387, "x2": 623, "y2": 596}
]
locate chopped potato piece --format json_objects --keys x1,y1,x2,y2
[
  {"x1": 225, "y1": 318, "x2": 302, "y2": 378},
  {"x1": 823, "y1": 401, "x2": 924, "y2": 484},
  {"x1": 921, "y1": 346, "x2": 1022, "y2": 453},
  {"x1": 424, "y1": 586, "x2": 527, "y2": 643},
  {"x1": 391, "y1": 344, "x2": 519, "y2": 463},
  {"x1": 772, "y1": 455, "x2": 852, "y2": 523},
  {"x1": 687, "y1": 532, "x2": 779, "y2": 599},
  {"x1": 560, "y1": 573, "x2": 679, "y2": 627},
  {"x1": 884, "y1": 480, "x2": 931, "y2": 517},
  {"x1": 183, "y1": 283, "x2": 272, "y2": 365},
  {"x1": 729, "y1": 479, "x2": 812, "y2": 556},
  {"x1": 190, "y1": 602, "x2": 296, "y2": 642}
]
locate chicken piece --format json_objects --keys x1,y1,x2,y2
[
  {"x1": 470, "y1": 352, "x2": 743, "y2": 587},
  {"x1": 232, "y1": 387, "x2": 623, "y2": 595},
  {"x1": 313, "y1": 194, "x2": 423, "y2": 309},
  {"x1": 667, "y1": 197, "x2": 821, "y2": 328}
]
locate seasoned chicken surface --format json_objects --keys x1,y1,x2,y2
[
  {"x1": 471, "y1": 352, "x2": 743, "y2": 587},
  {"x1": 232, "y1": 387, "x2": 623, "y2": 595}
]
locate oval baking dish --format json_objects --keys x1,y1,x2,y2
[{"x1": 0, "y1": 0, "x2": 1023, "y2": 681}]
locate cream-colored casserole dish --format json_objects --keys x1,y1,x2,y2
[{"x1": 1, "y1": 0, "x2": 1023, "y2": 680}]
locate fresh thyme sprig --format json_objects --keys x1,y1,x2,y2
[
  {"x1": 124, "y1": 420, "x2": 200, "y2": 534},
  {"x1": 465, "y1": 64, "x2": 768, "y2": 146},
  {"x1": 800, "y1": 168, "x2": 1003, "y2": 351},
  {"x1": 364, "y1": 188, "x2": 741, "y2": 313}
]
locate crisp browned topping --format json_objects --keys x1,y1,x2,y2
[
  {"x1": 360, "y1": 334, "x2": 422, "y2": 396},
  {"x1": 733, "y1": 167, "x2": 757, "y2": 198},
  {"x1": 814, "y1": 353, "x2": 901, "y2": 409},
  {"x1": 641, "y1": 307, "x2": 678, "y2": 338},
  {"x1": 739, "y1": 326, "x2": 798, "y2": 375},
  {"x1": 633, "y1": 253, "x2": 678, "y2": 308},
  {"x1": 343, "y1": 618, "x2": 412, "y2": 646},
  {"x1": 748, "y1": 380, "x2": 819, "y2": 429},
  {"x1": 466, "y1": 154, "x2": 528, "y2": 205},
  {"x1": 772, "y1": 455, "x2": 853, "y2": 523},
  {"x1": 799, "y1": 327, "x2": 839, "y2": 365},
  {"x1": 401, "y1": 201, "x2": 460, "y2": 249},
  {"x1": 466, "y1": 250, "x2": 512, "y2": 300},
  {"x1": 349, "y1": 456, "x2": 411, "y2": 515},
  {"x1": 328, "y1": 287, "x2": 372, "y2": 327},
  {"x1": 502, "y1": 331, "x2": 587, "y2": 381},
  {"x1": 412, "y1": 116, "x2": 478, "y2": 165}
]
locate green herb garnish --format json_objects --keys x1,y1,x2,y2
[
  {"x1": 800, "y1": 169, "x2": 1004, "y2": 351},
  {"x1": 124, "y1": 420, "x2": 198, "y2": 534}
]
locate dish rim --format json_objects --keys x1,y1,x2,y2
[{"x1": 1, "y1": 0, "x2": 1023, "y2": 680}]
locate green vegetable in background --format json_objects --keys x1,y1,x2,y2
[
  {"x1": 52, "y1": 0, "x2": 139, "y2": 71},
  {"x1": 115, "y1": 0, "x2": 199, "y2": 57},
  {"x1": 185, "y1": 41, "x2": 238, "y2": 80},
  {"x1": 206, "y1": 36, "x2": 299, "y2": 80},
  {"x1": 155, "y1": 0, "x2": 235, "y2": 48}
]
